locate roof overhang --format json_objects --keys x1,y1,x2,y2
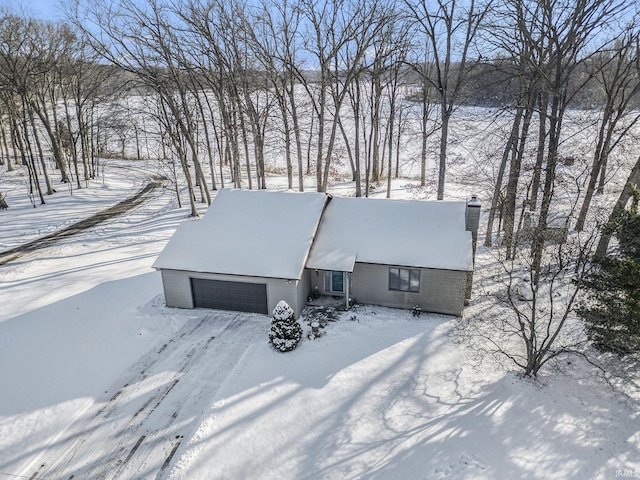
[{"x1": 305, "y1": 251, "x2": 356, "y2": 273}]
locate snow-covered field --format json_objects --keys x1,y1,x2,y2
[{"x1": 1, "y1": 161, "x2": 639, "y2": 479}]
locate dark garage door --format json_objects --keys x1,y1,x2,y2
[{"x1": 190, "y1": 278, "x2": 268, "y2": 314}]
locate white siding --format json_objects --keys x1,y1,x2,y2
[
  {"x1": 159, "y1": 269, "x2": 303, "y2": 317},
  {"x1": 161, "y1": 269, "x2": 193, "y2": 309},
  {"x1": 268, "y1": 278, "x2": 303, "y2": 317}
]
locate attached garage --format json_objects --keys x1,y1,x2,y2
[
  {"x1": 190, "y1": 278, "x2": 268, "y2": 314},
  {"x1": 152, "y1": 189, "x2": 329, "y2": 318}
]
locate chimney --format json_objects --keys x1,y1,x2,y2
[{"x1": 465, "y1": 195, "x2": 481, "y2": 255}]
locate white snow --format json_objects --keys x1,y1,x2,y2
[
  {"x1": 307, "y1": 196, "x2": 474, "y2": 272},
  {"x1": 0, "y1": 159, "x2": 153, "y2": 251},
  {"x1": 0, "y1": 160, "x2": 638, "y2": 480},
  {"x1": 152, "y1": 188, "x2": 327, "y2": 280},
  {"x1": 272, "y1": 300, "x2": 295, "y2": 320}
]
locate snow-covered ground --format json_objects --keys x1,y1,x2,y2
[{"x1": 0, "y1": 162, "x2": 639, "y2": 479}]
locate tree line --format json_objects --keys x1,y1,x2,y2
[{"x1": 0, "y1": 1, "x2": 633, "y2": 209}]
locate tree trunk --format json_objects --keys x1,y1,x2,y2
[
  {"x1": 486, "y1": 109, "x2": 523, "y2": 247},
  {"x1": 238, "y1": 107, "x2": 253, "y2": 190},
  {"x1": 315, "y1": 75, "x2": 327, "y2": 192},
  {"x1": 353, "y1": 80, "x2": 362, "y2": 197},
  {"x1": 283, "y1": 104, "x2": 293, "y2": 190},
  {"x1": 437, "y1": 108, "x2": 450, "y2": 200},
  {"x1": 420, "y1": 94, "x2": 429, "y2": 187},
  {"x1": 386, "y1": 86, "x2": 396, "y2": 199},
  {"x1": 370, "y1": 74, "x2": 382, "y2": 184},
  {"x1": 532, "y1": 94, "x2": 564, "y2": 285},
  {"x1": 27, "y1": 107, "x2": 55, "y2": 195},
  {"x1": 530, "y1": 93, "x2": 548, "y2": 211},
  {"x1": 337, "y1": 115, "x2": 356, "y2": 183},
  {"x1": 1, "y1": 122, "x2": 13, "y2": 172},
  {"x1": 504, "y1": 102, "x2": 534, "y2": 258},
  {"x1": 21, "y1": 118, "x2": 46, "y2": 205},
  {"x1": 196, "y1": 87, "x2": 218, "y2": 191},
  {"x1": 595, "y1": 155, "x2": 640, "y2": 257},
  {"x1": 287, "y1": 85, "x2": 304, "y2": 192},
  {"x1": 321, "y1": 107, "x2": 342, "y2": 192},
  {"x1": 64, "y1": 96, "x2": 82, "y2": 190},
  {"x1": 32, "y1": 100, "x2": 69, "y2": 184}
]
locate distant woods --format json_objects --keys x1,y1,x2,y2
[{"x1": 0, "y1": 0, "x2": 638, "y2": 228}]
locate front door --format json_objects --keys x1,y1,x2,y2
[{"x1": 331, "y1": 271, "x2": 344, "y2": 292}]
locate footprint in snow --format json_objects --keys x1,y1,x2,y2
[
  {"x1": 428, "y1": 452, "x2": 487, "y2": 479},
  {"x1": 459, "y1": 452, "x2": 486, "y2": 469}
]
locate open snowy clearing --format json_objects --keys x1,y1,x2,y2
[{"x1": 0, "y1": 166, "x2": 639, "y2": 479}]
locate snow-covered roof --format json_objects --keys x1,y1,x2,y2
[
  {"x1": 154, "y1": 191, "x2": 473, "y2": 279},
  {"x1": 306, "y1": 196, "x2": 473, "y2": 272},
  {"x1": 152, "y1": 189, "x2": 327, "y2": 280}
]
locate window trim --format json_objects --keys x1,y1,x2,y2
[{"x1": 389, "y1": 267, "x2": 421, "y2": 293}]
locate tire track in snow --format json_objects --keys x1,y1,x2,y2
[
  {"x1": 0, "y1": 175, "x2": 166, "y2": 266},
  {"x1": 25, "y1": 328, "x2": 212, "y2": 478},
  {"x1": 109, "y1": 316, "x2": 266, "y2": 480},
  {"x1": 24, "y1": 312, "x2": 260, "y2": 480},
  {"x1": 24, "y1": 317, "x2": 211, "y2": 480}
]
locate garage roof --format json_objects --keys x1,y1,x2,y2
[
  {"x1": 152, "y1": 189, "x2": 327, "y2": 280},
  {"x1": 306, "y1": 196, "x2": 473, "y2": 272}
]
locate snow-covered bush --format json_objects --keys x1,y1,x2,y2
[{"x1": 269, "y1": 301, "x2": 302, "y2": 352}]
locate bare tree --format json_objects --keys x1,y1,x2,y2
[
  {"x1": 575, "y1": 27, "x2": 640, "y2": 232},
  {"x1": 482, "y1": 0, "x2": 546, "y2": 250},
  {"x1": 73, "y1": 0, "x2": 210, "y2": 216},
  {"x1": 595, "y1": 154, "x2": 640, "y2": 257},
  {"x1": 296, "y1": 0, "x2": 389, "y2": 192},
  {"x1": 384, "y1": 33, "x2": 411, "y2": 198},
  {"x1": 344, "y1": 69, "x2": 366, "y2": 196},
  {"x1": 407, "y1": 50, "x2": 438, "y2": 189},
  {"x1": 25, "y1": 19, "x2": 73, "y2": 185},
  {"x1": 405, "y1": 0, "x2": 492, "y2": 200},
  {"x1": 57, "y1": 35, "x2": 118, "y2": 189},
  {"x1": 468, "y1": 228, "x2": 596, "y2": 377},
  {"x1": 0, "y1": 15, "x2": 64, "y2": 199},
  {"x1": 178, "y1": 0, "x2": 249, "y2": 189},
  {"x1": 468, "y1": 0, "x2": 634, "y2": 377},
  {"x1": 529, "y1": 0, "x2": 629, "y2": 284},
  {"x1": 244, "y1": 0, "x2": 305, "y2": 190},
  {"x1": 0, "y1": 118, "x2": 14, "y2": 172}
]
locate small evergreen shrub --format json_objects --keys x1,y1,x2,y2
[{"x1": 269, "y1": 301, "x2": 303, "y2": 352}]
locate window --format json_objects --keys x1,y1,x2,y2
[
  {"x1": 324, "y1": 271, "x2": 344, "y2": 293},
  {"x1": 389, "y1": 268, "x2": 420, "y2": 293},
  {"x1": 332, "y1": 271, "x2": 344, "y2": 292}
]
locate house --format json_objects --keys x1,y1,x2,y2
[
  {"x1": 306, "y1": 195, "x2": 479, "y2": 316},
  {"x1": 153, "y1": 189, "x2": 480, "y2": 317},
  {"x1": 152, "y1": 189, "x2": 327, "y2": 316}
]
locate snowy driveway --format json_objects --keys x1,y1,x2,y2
[{"x1": 22, "y1": 311, "x2": 267, "y2": 480}]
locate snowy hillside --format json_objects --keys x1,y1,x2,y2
[{"x1": 0, "y1": 158, "x2": 639, "y2": 479}]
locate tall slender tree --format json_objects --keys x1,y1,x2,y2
[
  {"x1": 575, "y1": 27, "x2": 640, "y2": 232},
  {"x1": 405, "y1": 0, "x2": 492, "y2": 200}
]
